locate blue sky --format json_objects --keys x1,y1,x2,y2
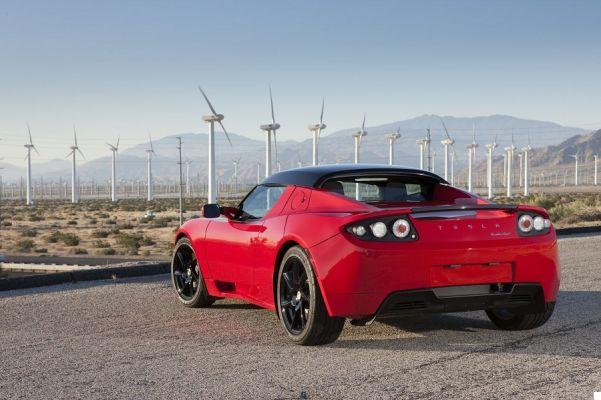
[{"x1": 1, "y1": 0, "x2": 600, "y2": 162}]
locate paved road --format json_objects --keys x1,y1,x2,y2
[{"x1": 1, "y1": 235, "x2": 600, "y2": 399}]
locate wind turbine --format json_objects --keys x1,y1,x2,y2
[
  {"x1": 66, "y1": 126, "x2": 85, "y2": 204},
  {"x1": 198, "y1": 86, "x2": 232, "y2": 204},
  {"x1": 466, "y1": 124, "x2": 479, "y2": 192},
  {"x1": 594, "y1": 154, "x2": 598, "y2": 186},
  {"x1": 439, "y1": 118, "x2": 456, "y2": 183},
  {"x1": 107, "y1": 136, "x2": 119, "y2": 202},
  {"x1": 185, "y1": 158, "x2": 193, "y2": 196},
  {"x1": 260, "y1": 85, "x2": 280, "y2": 178},
  {"x1": 308, "y1": 99, "x2": 326, "y2": 166},
  {"x1": 352, "y1": 114, "x2": 367, "y2": 164},
  {"x1": 145, "y1": 133, "x2": 156, "y2": 201},
  {"x1": 522, "y1": 135, "x2": 532, "y2": 196},
  {"x1": 24, "y1": 124, "x2": 39, "y2": 206},
  {"x1": 485, "y1": 135, "x2": 498, "y2": 199},
  {"x1": 504, "y1": 131, "x2": 516, "y2": 197},
  {"x1": 572, "y1": 154, "x2": 579, "y2": 186},
  {"x1": 416, "y1": 138, "x2": 427, "y2": 169},
  {"x1": 232, "y1": 158, "x2": 240, "y2": 193},
  {"x1": 386, "y1": 128, "x2": 401, "y2": 165}
]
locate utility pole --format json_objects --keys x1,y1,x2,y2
[{"x1": 176, "y1": 137, "x2": 183, "y2": 226}]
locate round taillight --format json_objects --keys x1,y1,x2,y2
[
  {"x1": 533, "y1": 216, "x2": 545, "y2": 231},
  {"x1": 370, "y1": 222, "x2": 388, "y2": 238},
  {"x1": 351, "y1": 225, "x2": 367, "y2": 236},
  {"x1": 518, "y1": 215, "x2": 534, "y2": 233},
  {"x1": 392, "y1": 219, "x2": 411, "y2": 238}
]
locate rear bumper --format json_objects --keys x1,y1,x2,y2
[
  {"x1": 309, "y1": 232, "x2": 560, "y2": 319},
  {"x1": 377, "y1": 283, "x2": 545, "y2": 319}
]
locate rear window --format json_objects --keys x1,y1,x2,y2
[{"x1": 320, "y1": 175, "x2": 435, "y2": 203}]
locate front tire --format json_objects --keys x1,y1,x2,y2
[
  {"x1": 486, "y1": 302, "x2": 555, "y2": 330},
  {"x1": 276, "y1": 246, "x2": 344, "y2": 345},
  {"x1": 171, "y1": 237, "x2": 215, "y2": 308}
]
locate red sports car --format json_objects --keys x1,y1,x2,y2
[{"x1": 172, "y1": 165, "x2": 559, "y2": 345}]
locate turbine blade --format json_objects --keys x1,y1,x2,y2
[
  {"x1": 439, "y1": 117, "x2": 452, "y2": 140},
  {"x1": 269, "y1": 85, "x2": 275, "y2": 125},
  {"x1": 198, "y1": 86, "x2": 218, "y2": 116},
  {"x1": 116, "y1": 136, "x2": 120, "y2": 149},
  {"x1": 148, "y1": 132, "x2": 155, "y2": 153},
  {"x1": 319, "y1": 98, "x2": 324, "y2": 125},
  {"x1": 73, "y1": 126, "x2": 78, "y2": 147},
  {"x1": 218, "y1": 120, "x2": 232, "y2": 146},
  {"x1": 27, "y1": 124, "x2": 34, "y2": 145},
  {"x1": 361, "y1": 113, "x2": 366, "y2": 132},
  {"x1": 77, "y1": 148, "x2": 86, "y2": 160},
  {"x1": 66, "y1": 151, "x2": 73, "y2": 159}
]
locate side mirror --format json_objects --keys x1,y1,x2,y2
[{"x1": 202, "y1": 204, "x2": 221, "y2": 219}]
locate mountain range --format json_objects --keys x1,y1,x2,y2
[{"x1": 0, "y1": 114, "x2": 590, "y2": 184}]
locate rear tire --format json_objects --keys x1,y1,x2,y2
[
  {"x1": 276, "y1": 246, "x2": 344, "y2": 345},
  {"x1": 486, "y1": 302, "x2": 555, "y2": 330},
  {"x1": 172, "y1": 237, "x2": 215, "y2": 308}
]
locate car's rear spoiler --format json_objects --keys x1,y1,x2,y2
[{"x1": 410, "y1": 204, "x2": 519, "y2": 214}]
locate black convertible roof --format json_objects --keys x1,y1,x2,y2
[{"x1": 261, "y1": 164, "x2": 447, "y2": 188}]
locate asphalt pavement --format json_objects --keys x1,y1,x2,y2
[{"x1": 1, "y1": 235, "x2": 600, "y2": 399}]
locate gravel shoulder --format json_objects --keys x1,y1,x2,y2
[{"x1": 1, "y1": 235, "x2": 600, "y2": 399}]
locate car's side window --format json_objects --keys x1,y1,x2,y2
[{"x1": 239, "y1": 185, "x2": 286, "y2": 220}]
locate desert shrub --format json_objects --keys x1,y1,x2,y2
[
  {"x1": 22, "y1": 228, "x2": 38, "y2": 237},
  {"x1": 28, "y1": 214, "x2": 43, "y2": 222},
  {"x1": 141, "y1": 250, "x2": 151, "y2": 257},
  {"x1": 67, "y1": 220, "x2": 77, "y2": 225},
  {"x1": 140, "y1": 235, "x2": 156, "y2": 246},
  {"x1": 61, "y1": 233, "x2": 80, "y2": 246},
  {"x1": 47, "y1": 232, "x2": 80, "y2": 246},
  {"x1": 2, "y1": 221, "x2": 12, "y2": 227},
  {"x1": 72, "y1": 248, "x2": 88, "y2": 255},
  {"x1": 34, "y1": 248, "x2": 48, "y2": 254},
  {"x1": 116, "y1": 232, "x2": 142, "y2": 254},
  {"x1": 92, "y1": 230, "x2": 111, "y2": 238},
  {"x1": 47, "y1": 232, "x2": 61, "y2": 243},
  {"x1": 105, "y1": 219, "x2": 117, "y2": 225},
  {"x1": 94, "y1": 240, "x2": 110, "y2": 248},
  {"x1": 15, "y1": 239, "x2": 35, "y2": 252},
  {"x1": 98, "y1": 247, "x2": 116, "y2": 255},
  {"x1": 97, "y1": 212, "x2": 110, "y2": 219},
  {"x1": 88, "y1": 218, "x2": 98, "y2": 225},
  {"x1": 117, "y1": 223, "x2": 134, "y2": 230}
]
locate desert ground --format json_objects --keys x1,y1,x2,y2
[{"x1": 1, "y1": 191, "x2": 600, "y2": 259}]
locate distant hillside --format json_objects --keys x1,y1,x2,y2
[{"x1": 0, "y1": 115, "x2": 589, "y2": 184}]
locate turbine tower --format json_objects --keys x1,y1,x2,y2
[
  {"x1": 386, "y1": 129, "x2": 401, "y2": 165},
  {"x1": 485, "y1": 136, "x2": 498, "y2": 199},
  {"x1": 439, "y1": 118, "x2": 456, "y2": 183},
  {"x1": 572, "y1": 154, "x2": 579, "y2": 186},
  {"x1": 24, "y1": 124, "x2": 39, "y2": 206},
  {"x1": 504, "y1": 133, "x2": 516, "y2": 197},
  {"x1": 66, "y1": 126, "x2": 85, "y2": 204},
  {"x1": 260, "y1": 85, "x2": 280, "y2": 178},
  {"x1": 352, "y1": 114, "x2": 367, "y2": 163},
  {"x1": 308, "y1": 99, "x2": 326, "y2": 166},
  {"x1": 198, "y1": 86, "x2": 232, "y2": 204},
  {"x1": 416, "y1": 138, "x2": 427, "y2": 169},
  {"x1": 185, "y1": 158, "x2": 193, "y2": 196},
  {"x1": 145, "y1": 133, "x2": 156, "y2": 201},
  {"x1": 107, "y1": 136, "x2": 119, "y2": 202},
  {"x1": 466, "y1": 124, "x2": 479, "y2": 193},
  {"x1": 522, "y1": 136, "x2": 532, "y2": 196},
  {"x1": 594, "y1": 154, "x2": 598, "y2": 186}
]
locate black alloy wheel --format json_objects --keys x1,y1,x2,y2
[
  {"x1": 172, "y1": 238, "x2": 215, "y2": 307},
  {"x1": 276, "y1": 246, "x2": 344, "y2": 345}
]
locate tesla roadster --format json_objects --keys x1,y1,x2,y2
[{"x1": 172, "y1": 164, "x2": 559, "y2": 345}]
